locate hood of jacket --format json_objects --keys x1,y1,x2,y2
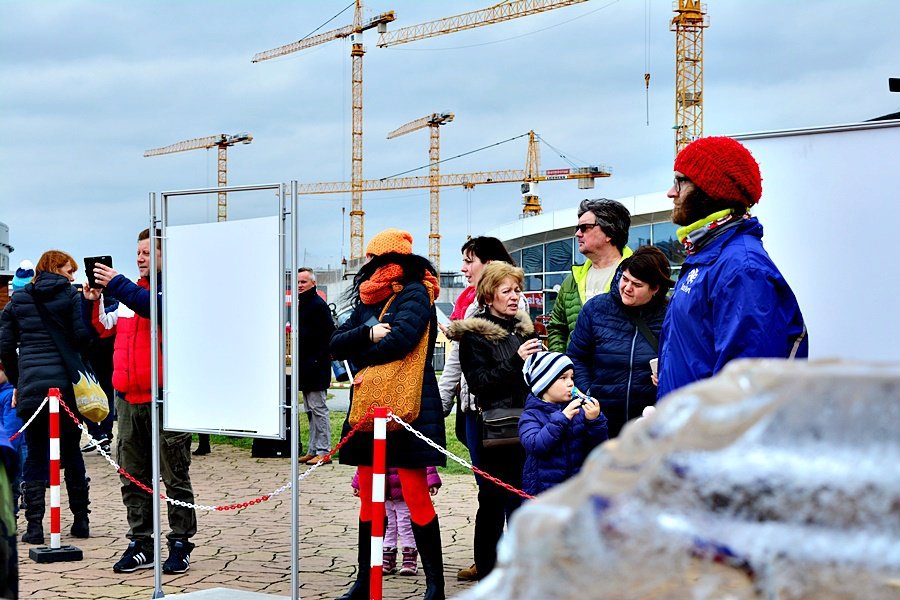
[
  {"x1": 446, "y1": 310, "x2": 534, "y2": 342},
  {"x1": 29, "y1": 271, "x2": 73, "y2": 301}
]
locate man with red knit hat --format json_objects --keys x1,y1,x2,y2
[{"x1": 656, "y1": 136, "x2": 808, "y2": 399}]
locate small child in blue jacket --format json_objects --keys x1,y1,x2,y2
[{"x1": 519, "y1": 351, "x2": 608, "y2": 496}]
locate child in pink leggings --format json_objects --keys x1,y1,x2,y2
[{"x1": 351, "y1": 466, "x2": 441, "y2": 575}]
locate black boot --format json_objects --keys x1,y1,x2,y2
[
  {"x1": 412, "y1": 516, "x2": 445, "y2": 600},
  {"x1": 337, "y1": 520, "x2": 372, "y2": 600},
  {"x1": 22, "y1": 481, "x2": 46, "y2": 545},
  {"x1": 66, "y1": 474, "x2": 91, "y2": 538},
  {"x1": 193, "y1": 433, "x2": 211, "y2": 456}
]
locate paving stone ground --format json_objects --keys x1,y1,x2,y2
[{"x1": 17, "y1": 435, "x2": 481, "y2": 600}]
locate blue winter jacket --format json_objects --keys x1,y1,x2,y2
[
  {"x1": 567, "y1": 270, "x2": 666, "y2": 437},
  {"x1": 657, "y1": 217, "x2": 808, "y2": 399},
  {"x1": 518, "y1": 392, "x2": 608, "y2": 496},
  {"x1": 0, "y1": 382, "x2": 23, "y2": 453}
]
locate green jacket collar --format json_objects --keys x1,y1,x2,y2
[{"x1": 572, "y1": 246, "x2": 633, "y2": 304}]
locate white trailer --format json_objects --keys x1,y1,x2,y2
[{"x1": 736, "y1": 119, "x2": 900, "y2": 362}]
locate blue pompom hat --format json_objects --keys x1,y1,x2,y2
[{"x1": 11, "y1": 259, "x2": 34, "y2": 292}]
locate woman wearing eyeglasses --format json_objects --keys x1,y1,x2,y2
[{"x1": 567, "y1": 246, "x2": 673, "y2": 437}]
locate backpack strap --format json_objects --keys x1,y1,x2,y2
[
  {"x1": 33, "y1": 299, "x2": 87, "y2": 380},
  {"x1": 629, "y1": 312, "x2": 659, "y2": 354}
]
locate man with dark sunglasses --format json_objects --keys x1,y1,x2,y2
[{"x1": 547, "y1": 198, "x2": 632, "y2": 352}]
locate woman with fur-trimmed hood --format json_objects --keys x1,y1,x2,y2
[{"x1": 447, "y1": 261, "x2": 540, "y2": 580}]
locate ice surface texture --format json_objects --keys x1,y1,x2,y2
[{"x1": 458, "y1": 359, "x2": 900, "y2": 600}]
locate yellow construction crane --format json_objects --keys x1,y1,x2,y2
[
  {"x1": 252, "y1": 2, "x2": 395, "y2": 260},
  {"x1": 387, "y1": 112, "x2": 454, "y2": 270},
  {"x1": 295, "y1": 131, "x2": 607, "y2": 195},
  {"x1": 143, "y1": 132, "x2": 253, "y2": 221},
  {"x1": 296, "y1": 131, "x2": 610, "y2": 264},
  {"x1": 671, "y1": 0, "x2": 709, "y2": 154},
  {"x1": 376, "y1": 0, "x2": 589, "y2": 47}
]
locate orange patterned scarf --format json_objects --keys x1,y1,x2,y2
[{"x1": 359, "y1": 263, "x2": 440, "y2": 306}]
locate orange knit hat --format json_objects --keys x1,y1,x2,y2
[{"x1": 366, "y1": 228, "x2": 413, "y2": 257}]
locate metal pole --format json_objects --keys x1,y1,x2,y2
[
  {"x1": 288, "y1": 181, "x2": 300, "y2": 600},
  {"x1": 150, "y1": 192, "x2": 165, "y2": 598}
]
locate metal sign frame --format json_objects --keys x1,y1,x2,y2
[{"x1": 148, "y1": 182, "x2": 301, "y2": 599}]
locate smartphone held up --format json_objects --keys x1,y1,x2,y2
[{"x1": 83, "y1": 255, "x2": 113, "y2": 288}]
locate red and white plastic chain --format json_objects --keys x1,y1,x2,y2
[
  {"x1": 8, "y1": 395, "x2": 50, "y2": 443},
  {"x1": 387, "y1": 412, "x2": 535, "y2": 501},
  {"x1": 55, "y1": 397, "x2": 375, "y2": 512}
]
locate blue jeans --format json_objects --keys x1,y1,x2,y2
[{"x1": 464, "y1": 410, "x2": 483, "y2": 485}]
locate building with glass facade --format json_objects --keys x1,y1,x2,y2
[{"x1": 486, "y1": 192, "x2": 683, "y2": 319}]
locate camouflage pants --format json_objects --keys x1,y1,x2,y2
[{"x1": 116, "y1": 395, "x2": 196, "y2": 544}]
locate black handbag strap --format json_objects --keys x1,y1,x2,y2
[
  {"x1": 33, "y1": 298, "x2": 86, "y2": 380},
  {"x1": 629, "y1": 312, "x2": 659, "y2": 354}
]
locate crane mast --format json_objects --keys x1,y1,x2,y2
[
  {"x1": 671, "y1": 0, "x2": 709, "y2": 154},
  {"x1": 143, "y1": 132, "x2": 252, "y2": 221},
  {"x1": 387, "y1": 112, "x2": 454, "y2": 270},
  {"x1": 253, "y1": 2, "x2": 395, "y2": 259}
]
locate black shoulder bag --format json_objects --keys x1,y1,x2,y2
[{"x1": 33, "y1": 300, "x2": 110, "y2": 424}]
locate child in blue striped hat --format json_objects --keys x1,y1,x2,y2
[{"x1": 518, "y1": 351, "x2": 608, "y2": 496}]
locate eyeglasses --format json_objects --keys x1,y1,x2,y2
[
  {"x1": 574, "y1": 222, "x2": 602, "y2": 234},
  {"x1": 673, "y1": 175, "x2": 690, "y2": 193}
]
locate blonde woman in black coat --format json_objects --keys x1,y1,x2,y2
[{"x1": 448, "y1": 261, "x2": 540, "y2": 580}]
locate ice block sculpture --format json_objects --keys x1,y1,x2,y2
[{"x1": 458, "y1": 359, "x2": 900, "y2": 600}]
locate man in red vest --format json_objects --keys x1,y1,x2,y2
[{"x1": 90, "y1": 228, "x2": 197, "y2": 575}]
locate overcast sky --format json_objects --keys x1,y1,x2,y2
[{"x1": 2, "y1": 0, "x2": 898, "y2": 280}]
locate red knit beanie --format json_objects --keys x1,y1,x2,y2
[{"x1": 674, "y1": 136, "x2": 762, "y2": 206}]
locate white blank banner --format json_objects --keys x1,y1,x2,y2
[
  {"x1": 740, "y1": 122, "x2": 899, "y2": 361},
  {"x1": 164, "y1": 216, "x2": 282, "y2": 436}
]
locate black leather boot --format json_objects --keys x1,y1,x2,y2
[
  {"x1": 66, "y1": 473, "x2": 91, "y2": 538},
  {"x1": 21, "y1": 481, "x2": 46, "y2": 545},
  {"x1": 412, "y1": 516, "x2": 445, "y2": 600},
  {"x1": 337, "y1": 519, "x2": 372, "y2": 600}
]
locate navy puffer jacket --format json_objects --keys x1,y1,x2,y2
[
  {"x1": 0, "y1": 272, "x2": 92, "y2": 419},
  {"x1": 567, "y1": 270, "x2": 666, "y2": 437},
  {"x1": 330, "y1": 281, "x2": 446, "y2": 468},
  {"x1": 519, "y1": 392, "x2": 608, "y2": 496}
]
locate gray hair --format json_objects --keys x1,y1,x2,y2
[
  {"x1": 298, "y1": 267, "x2": 316, "y2": 282},
  {"x1": 577, "y1": 198, "x2": 631, "y2": 252}
]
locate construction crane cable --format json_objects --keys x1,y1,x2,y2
[
  {"x1": 301, "y1": 2, "x2": 356, "y2": 46},
  {"x1": 379, "y1": 132, "x2": 531, "y2": 180},
  {"x1": 644, "y1": 0, "x2": 651, "y2": 125},
  {"x1": 383, "y1": 0, "x2": 622, "y2": 52},
  {"x1": 535, "y1": 135, "x2": 588, "y2": 169}
]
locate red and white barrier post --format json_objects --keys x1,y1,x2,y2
[
  {"x1": 369, "y1": 407, "x2": 388, "y2": 600},
  {"x1": 29, "y1": 388, "x2": 82, "y2": 563},
  {"x1": 49, "y1": 387, "x2": 61, "y2": 549}
]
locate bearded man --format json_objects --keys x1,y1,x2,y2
[{"x1": 657, "y1": 136, "x2": 808, "y2": 398}]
